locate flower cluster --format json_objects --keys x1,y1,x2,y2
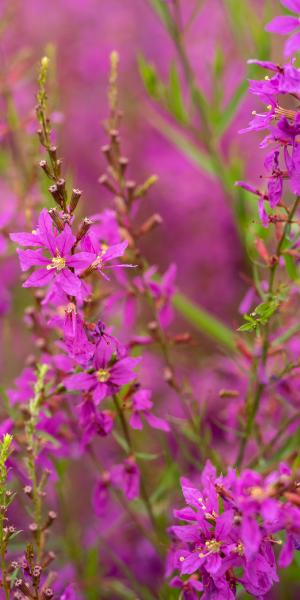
[{"x1": 167, "y1": 461, "x2": 300, "y2": 599}]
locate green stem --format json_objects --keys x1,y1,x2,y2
[
  {"x1": 112, "y1": 396, "x2": 159, "y2": 536},
  {"x1": 235, "y1": 196, "x2": 300, "y2": 467}
]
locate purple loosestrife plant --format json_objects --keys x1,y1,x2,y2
[{"x1": 3, "y1": 2, "x2": 300, "y2": 599}]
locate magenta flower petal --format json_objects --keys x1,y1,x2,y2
[
  {"x1": 129, "y1": 412, "x2": 143, "y2": 430},
  {"x1": 172, "y1": 525, "x2": 200, "y2": 543},
  {"x1": 281, "y1": 0, "x2": 300, "y2": 12},
  {"x1": 93, "y1": 383, "x2": 108, "y2": 405},
  {"x1": 265, "y1": 15, "x2": 299, "y2": 34},
  {"x1": 66, "y1": 252, "x2": 94, "y2": 270},
  {"x1": 64, "y1": 372, "x2": 94, "y2": 391},
  {"x1": 10, "y1": 232, "x2": 43, "y2": 247},
  {"x1": 57, "y1": 269, "x2": 81, "y2": 296},
  {"x1": 17, "y1": 249, "x2": 50, "y2": 272},
  {"x1": 22, "y1": 268, "x2": 54, "y2": 288},
  {"x1": 56, "y1": 225, "x2": 76, "y2": 257},
  {"x1": 38, "y1": 208, "x2": 58, "y2": 255},
  {"x1": 102, "y1": 240, "x2": 128, "y2": 262},
  {"x1": 180, "y1": 552, "x2": 203, "y2": 575},
  {"x1": 144, "y1": 412, "x2": 170, "y2": 431},
  {"x1": 278, "y1": 534, "x2": 294, "y2": 567},
  {"x1": 285, "y1": 29, "x2": 300, "y2": 55}
]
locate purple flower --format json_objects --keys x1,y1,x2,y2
[
  {"x1": 266, "y1": 1, "x2": 300, "y2": 57},
  {"x1": 264, "y1": 150, "x2": 283, "y2": 208},
  {"x1": 111, "y1": 457, "x2": 140, "y2": 500},
  {"x1": 128, "y1": 388, "x2": 170, "y2": 432},
  {"x1": 166, "y1": 462, "x2": 298, "y2": 598},
  {"x1": 134, "y1": 263, "x2": 177, "y2": 328},
  {"x1": 170, "y1": 575, "x2": 203, "y2": 600},
  {"x1": 11, "y1": 210, "x2": 94, "y2": 297},
  {"x1": 79, "y1": 399, "x2": 114, "y2": 444},
  {"x1": 64, "y1": 351, "x2": 140, "y2": 405},
  {"x1": 92, "y1": 471, "x2": 111, "y2": 516},
  {"x1": 81, "y1": 236, "x2": 135, "y2": 280}
]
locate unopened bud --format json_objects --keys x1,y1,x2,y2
[
  {"x1": 32, "y1": 565, "x2": 42, "y2": 579},
  {"x1": 37, "y1": 129, "x2": 45, "y2": 145},
  {"x1": 172, "y1": 333, "x2": 192, "y2": 345},
  {"x1": 56, "y1": 158, "x2": 63, "y2": 176},
  {"x1": 39, "y1": 160, "x2": 52, "y2": 178},
  {"x1": 42, "y1": 551, "x2": 55, "y2": 569},
  {"x1": 118, "y1": 156, "x2": 129, "y2": 175},
  {"x1": 29, "y1": 522, "x2": 38, "y2": 535},
  {"x1": 135, "y1": 175, "x2": 158, "y2": 198},
  {"x1": 56, "y1": 178, "x2": 67, "y2": 209},
  {"x1": 76, "y1": 218, "x2": 93, "y2": 242},
  {"x1": 219, "y1": 389, "x2": 240, "y2": 398},
  {"x1": 101, "y1": 144, "x2": 112, "y2": 163},
  {"x1": 98, "y1": 174, "x2": 117, "y2": 194},
  {"x1": 138, "y1": 213, "x2": 162, "y2": 236},
  {"x1": 24, "y1": 485, "x2": 33, "y2": 498},
  {"x1": 126, "y1": 180, "x2": 136, "y2": 203},
  {"x1": 70, "y1": 188, "x2": 82, "y2": 213},
  {"x1": 49, "y1": 184, "x2": 63, "y2": 208},
  {"x1": 48, "y1": 145, "x2": 57, "y2": 162},
  {"x1": 49, "y1": 208, "x2": 65, "y2": 232},
  {"x1": 43, "y1": 511, "x2": 57, "y2": 530}
]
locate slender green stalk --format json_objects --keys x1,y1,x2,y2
[
  {"x1": 0, "y1": 434, "x2": 13, "y2": 600},
  {"x1": 112, "y1": 395, "x2": 159, "y2": 535},
  {"x1": 25, "y1": 364, "x2": 49, "y2": 561},
  {"x1": 236, "y1": 196, "x2": 300, "y2": 467}
]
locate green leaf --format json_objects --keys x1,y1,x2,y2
[
  {"x1": 284, "y1": 254, "x2": 298, "y2": 281},
  {"x1": 147, "y1": 0, "x2": 173, "y2": 30},
  {"x1": 166, "y1": 62, "x2": 188, "y2": 124},
  {"x1": 216, "y1": 80, "x2": 248, "y2": 135},
  {"x1": 138, "y1": 54, "x2": 162, "y2": 99},
  {"x1": 102, "y1": 580, "x2": 136, "y2": 599},
  {"x1": 150, "y1": 462, "x2": 179, "y2": 504},
  {"x1": 238, "y1": 323, "x2": 256, "y2": 332},
  {"x1": 135, "y1": 452, "x2": 160, "y2": 461},
  {"x1": 148, "y1": 109, "x2": 215, "y2": 175},
  {"x1": 112, "y1": 430, "x2": 130, "y2": 453},
  {"x1": 173, "y1": 292, "x2": 235, "y2": 351}
]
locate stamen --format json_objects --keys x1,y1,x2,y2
[
  {"x1": 96, "y1": 369, "x2": 110, "y2": 383},
  {"x1": 46, "y1": 255, "x2": 66, "y2": 271}
]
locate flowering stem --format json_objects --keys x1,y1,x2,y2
[
  {"x1": 236, "y1": 195, "x2": 300, "y2": 468},
  {"x1": 0, "y1": 435, "x2": 13, "y2": 600},
  {"x1": 25, "y1": 364, "x2": 49, "y2": 562},
  {"x1": 112, "y1": 395, "x2": 158, "y2": 535}
]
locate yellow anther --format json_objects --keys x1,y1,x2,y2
[
  {"x1": 205, "y1": 539, "x2": 221, "y2": 553},
  {"x1": 46, "y1": 255, "x2": 66, "y2": 271},
  {"x1": 179, "y1": 556, "x2": 185, "y2": 562},
  {"x1": 250, "y1": 486, "x2": 265, "y2": 500},
  {"x1": 234, "y1": 542, "x2": 244, "y2": 556},
  {"x1": 96, "y1": 369, "x2": 110, "y2": 383}
]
